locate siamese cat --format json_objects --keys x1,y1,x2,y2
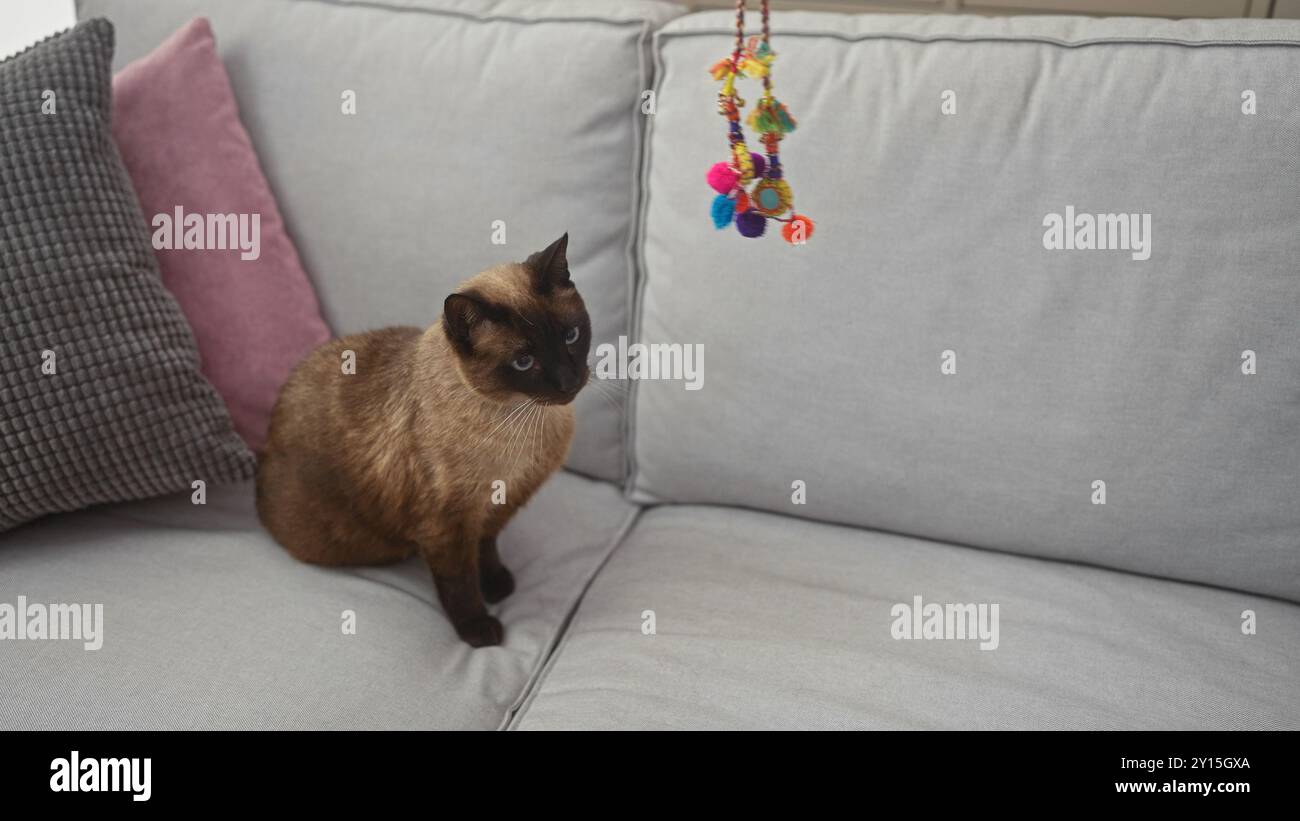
[{"x1": 256, "y1": 234, "x2": 590, "y2": 647}]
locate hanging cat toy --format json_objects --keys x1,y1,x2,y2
[{"x1": 706, "y1": 0, "x2": 814, "y2": 244}]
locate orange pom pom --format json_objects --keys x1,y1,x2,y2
[
  {"x1": 781, "y1": 214, "x2": 815, "y2": 245},
  {"x1": 734, "y1": 190, "x2": 750, "y2": 213}
]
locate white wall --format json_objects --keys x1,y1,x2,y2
[{"x1": 0, "y1": 0, "x2": 77, "y2": 60}]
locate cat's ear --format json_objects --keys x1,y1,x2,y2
[
  {"x1": 443, "y1": 292, "x2": 492, "y2": 355},
  {"x1": 525, "y1": 233, "x2": 571, "y2": 294}
]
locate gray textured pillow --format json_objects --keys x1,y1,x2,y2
[{"x1": 0, "y1": 19, "x2": 255, "y2": 533}]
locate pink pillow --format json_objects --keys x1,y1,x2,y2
[{"x1": 112, "y1": 17, "x2": 331, "y2": 451}]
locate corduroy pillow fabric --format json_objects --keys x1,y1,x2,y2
[
  {"x1": 0, "y1": 19, "x2": 255, "y2": 533},
  {"x1": 111, "y1": 17, "x2": 332, "y2": 451}
]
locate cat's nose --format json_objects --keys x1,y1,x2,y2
[{"x1": 557, "y1": 371, "x2": 580, "y2": 395}]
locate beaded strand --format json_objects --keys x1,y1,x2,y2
[{"x1": 705, "y1": 0, "x2": 814, "y2": 244}]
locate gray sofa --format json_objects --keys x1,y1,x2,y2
[{"x1": 1, "y1": 0, "x2": 1296, "y2": 730}]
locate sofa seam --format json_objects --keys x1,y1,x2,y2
[
  {"x1": 615, "y1": 19, "x2": 655, "y2": 493},
  {"x1": 621, "y1": 26, "x2": 668, "y2": 507},
  {"x1": 656, "y1": 28, "x2": 1300, "y2": 49},
  {"x1": 78, "y1": 0, "x2": 670, "y2": 30},
  {"x1": 499, "y1": 502, "x2": 645, "y2": 730},
  {"x1": 289, "y1": 0, "x2": 662, "y2": 30}
]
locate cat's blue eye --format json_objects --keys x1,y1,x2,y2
[
  {"x1": 511, "y1": 355, "x2": 535, "y2": 371},
  {"x1": 565, "y1": 327, "x2": 580, "y2": 345}
]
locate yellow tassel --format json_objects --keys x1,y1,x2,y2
[
  {"x1": 732, "y1": 142, "x2": 755, "y2": 184},
  {"x1": 737, "y1": 56, "x2": 768, "y2": 80}
]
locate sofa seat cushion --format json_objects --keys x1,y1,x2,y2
[
  {"x1": 0, "y1": 471, "x2": 635, "y2": 730},
  {"x1": 513, "y1": 505, "x2": 1299, "y2": 730}
]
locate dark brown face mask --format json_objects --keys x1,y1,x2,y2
[{"x1": 442, "y1": 233, "x2": 591, "y2": 405}]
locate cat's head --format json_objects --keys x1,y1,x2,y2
[{"x1": 442, "y1": 233, "x2": 591, "y2": 405}]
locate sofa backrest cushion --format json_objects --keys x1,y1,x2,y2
[
  {"x1": 632, "y1": 12, "x2": 1300, "y2": 601},
  {"x1": 79, "y1": 0, "x2": 684, "y2": 482}
]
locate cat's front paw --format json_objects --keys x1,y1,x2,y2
[
  {"x1": 455, "y1": 614, "x2": 504, "y2": 648},
  {"x1": 481, "y1": 566, "x2": 516, "y2": 604}
]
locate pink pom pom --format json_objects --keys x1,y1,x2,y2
[{"x1": 706, "y1": 162, "x2": 739, "y2": 195}]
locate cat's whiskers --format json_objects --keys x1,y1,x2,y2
[
  {"x1": 525, "y1": 404, "x2": 546, "y2": 468},
  {"x1": 519, "y1": 405, "x2": 538, "y2": 471},
  {"x1": 525, "y1": 404, "x2": 547, "y2": 470},
  {"x1": 500, "y1": 402, "x2": 536, "y2": 466},
  {"x1": 586, "y1": 379, "x2": 625, "y2": 412},
  {"x1": 507, "y1": 404, "x2": 541, "y2": 474},
  {"x1": 587, "y1": 376, "x2": 618, "y2": 398},
  {"x1": 504, "y1": 405, "x2": 535, "y2": 467},
  {"x1": 485, "y1": 398, "x2": 535, "y2": 440},
  {"x1": 529, "y1": 402, "x2": 548, "y2": 466}
]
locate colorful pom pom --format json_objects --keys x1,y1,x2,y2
[
  {"x1": 734, "y1": 189, "x2": 750, "y2": 213},
  {"x1": 711, "y1": 194, "x2": 736, "y2": 229},
  {"x1": 735, "y1": 210, "x2": 766, "y2": 238},
  {"x1": 706, "y1": 162, "x2": 739, "y2": 195},
  {"x1": 750, "y1": 152, "x2": 766, "y2": 179},
  {"x1": 751, "y1": 178, "x2": 792, "y2": 217},
  {"x1": 747, "y1": 96, "x2": 797, "y2": 135},
  {"x1": 781, "y1": 214, "x2": 815, "y2": 245}
]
